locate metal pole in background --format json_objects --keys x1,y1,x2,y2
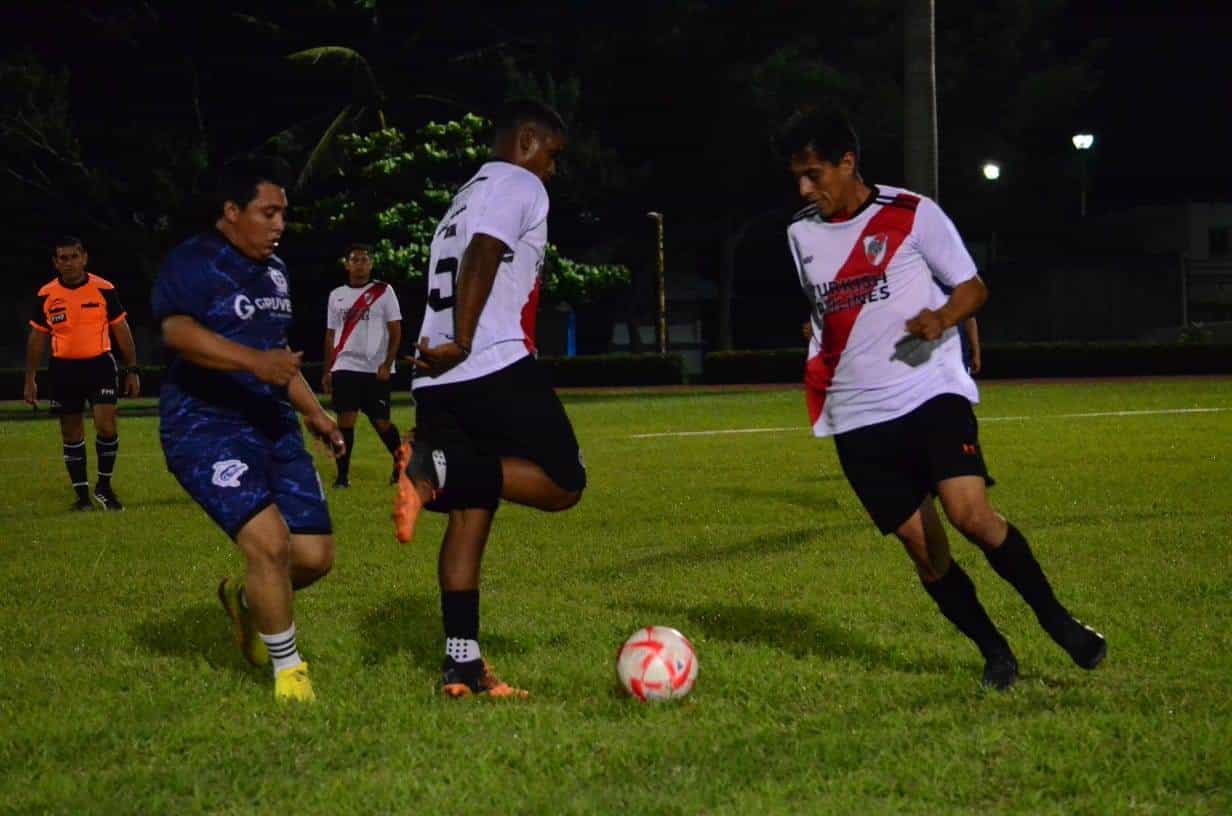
[{"x1": 647, "y1": 211, "x2": 666, "y2": 354}]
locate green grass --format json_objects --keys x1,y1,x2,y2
[{"x1": 1, "y1": 379, "x2": 1230, "y2": 814}]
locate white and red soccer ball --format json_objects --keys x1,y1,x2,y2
[{"x1": 616, "y1": 626, "x2": 698, "y2": 701}]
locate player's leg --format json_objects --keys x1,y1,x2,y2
[
  {"x1": 234, "y1": 505, "x2": 314, "y2": 702},
  {"x1": 57, "y1": 410, "x2": 91, "y2": 510},
  {"x1": 436, "y1": 507, "x2": 527, "y2": 699},
  {"x1": 330, "y1": 371, "x2": 361, "y2": 487},
  {"x1": 923, "y1": 393, "x2": 1107, "y2": 670},
  {"x1": 363, "y1": 376, "x2": 402, "y2": 484},
  {"x1": 91, "y1": 401, "x2": 123, "y2": 510},
  {"x1": 936, "y1": 475, "x2": 1106, "y2": 670},
  {"x1": 894, "y1": 497, "x2": 1017, "y2": 690},
  {"x1": 334, "y1": 409, "x2": 359, "y2": 487}
]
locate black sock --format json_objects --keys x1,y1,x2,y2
[
  {"x1": 441, "y1": 589, "x2": 481, "y2": 669},
  {"x1": 984, "y1": 523, "x2": 1071, "y2": 635},
  {"x1": 337, "y1": 427, "x2": 355, "y2": 479},
  {"x1": 377, "y1": 424, "x2": 402, "y2": 458},
  {"x1": 63, "y1": 441, "x2": 89, "y2": 499},
  {"x1": 922, "y1": 562, "x2": 1011, "y2": 660},
  {"x1": 95, "y1": 434, "x2": 118, "y2": 489}
]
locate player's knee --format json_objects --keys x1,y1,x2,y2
[
  {"x1": 248, "y1": 535, "x2": 292, "y2": 572},
  {"x1": 946, "y1": 501, "x2": 995, "y2": 540},
  {"x1": 299, "y1": 539, "x2": 335, "y2": 579},
  {"x1": 550, "y1": 488, "x2": 583, "y2": 512}
]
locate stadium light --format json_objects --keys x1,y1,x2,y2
[
  {"x1": 981, "y1": 161, "x2": 1001, "y2": 181},
  {"x1": 1071, "y1": 133, "x2": 1095, "y2": 216},
  {"x1": 1071, "y1": 133, "x2": 1095, "y2": 150}
]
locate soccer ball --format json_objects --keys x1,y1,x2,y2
[{"x1": 616, "y1": 626, "x2": 698, "y2": 701}]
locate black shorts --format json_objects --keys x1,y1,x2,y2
[
  {"x1": 49, "y1": 353, "x2": 118, "y2": 415},
  {"x1": 833, "y1": 393, "x2": 993, "y2": 535},
  {"x1": 412, "y1": 355, "x2": 586, "y2": 494},
  {"x1": 331, "y1": 370, "x2": 392, "y2": 421}
]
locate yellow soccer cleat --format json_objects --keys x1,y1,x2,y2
[
  {"x1": 217, "y1": 577, "x2": 268, "y2": 667},
  {"x1": 274, "y1": 662, "x2": 316, "y2": 703}
]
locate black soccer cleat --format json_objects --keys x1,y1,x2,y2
[
  {"x1": 441, "y1": 658, "x2": 528, "y2": 699},
  {"x1": 93, "y1": 486, "x2": 124, "y2": 511},
  {"x1": 981, "y1": 651, "x2": 1019, "y2": 692},
  {"x1": 1055, "y1": 618, "x2": 1107, "y2": 670},
  {"x1": 71, "y1": 496, "x2": 94, "y2": 512},
  {"x1": 333, "y1": 476, "x2": 351, "y2": 489}
]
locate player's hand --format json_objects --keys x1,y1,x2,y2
[
  {"x1": 321, "y1": 370, "x2": 333, "y2": 394},
  {"x1": 905, "y1": 308, "x2": 946, "y2": 342},
  {"x1": 252, "y1": 348, "x2": 302, "y2": 387},
  {"x1": 801, "y1": 320, "x2": 814, "y2": 342},
  {"x1": 376, "y1": 362, "x2": 392, "y2": 382},
  {"x1": 305, "y1": 410, "x2": 346, "y2": 458},
  {"x1": 23, "y1": 378, "x2": 37, "y2": 407},
  {"x1": 969, "y1": 349, "x2": 982, "y2": 376},
  {"x1": 123, "y1": 371, "x2": 140, "y2": 398},
  {"x1": 413, "y1": 337, "x2": 468, "y2": 377}
]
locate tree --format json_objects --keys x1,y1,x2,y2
[{"x1": 292, "y1": 114, "x2": 629, "y2": 304}]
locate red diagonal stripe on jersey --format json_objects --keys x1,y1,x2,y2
[
  {"x1": 521, "y1": 275, "x2": 541, "y2": 354},
  {"x1": 805, "y1": 196, "x2": 919, "y2": 425}
]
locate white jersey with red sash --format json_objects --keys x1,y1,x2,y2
[
  {"x1": 787, "y1": 185, "x2": 979, "y2": 437},
  {"x1": 326, "y1": 280, "x2": 402, "y2": 374}
]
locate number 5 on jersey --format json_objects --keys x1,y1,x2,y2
[{"x1": 427, "y1": 257, "x2": 458, "y2": 311}]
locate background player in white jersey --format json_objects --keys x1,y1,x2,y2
[
  {"x1": 780, "y1": 108, "x2": 1105, "y2": 691},
  {"x1": 393, "y1": 99, "x2": 585, "y2": 698},
  {"x1": 322, "y1": 243, "x2": 404, "y2": 487}
]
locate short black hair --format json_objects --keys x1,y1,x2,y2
[
  {"x1": 52, "y1": 236, "x2": 84, "y2": 253},
  {"x1": 345, "y1": 243, "x2": 373, "y2": 257},
  {"x1": 211, "y1": 158, "x2": 289, "y2": 216},
  {"x1": 777, "y1": 107, "x2": 860, "y2": 166},
  {"x1": 492, "y1": 98, "x2": 567, "y2": 141}
]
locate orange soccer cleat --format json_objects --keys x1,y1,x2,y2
[
  {"x1": 441, "y1": 660, "x2": 529, "y2": 700},
  {"x1": 392, "y1": 441, "x2": 423, "y2": 544}
]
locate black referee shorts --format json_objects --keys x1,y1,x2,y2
[
  {"x1": 411, "y1": 355, "x2": 586, "y2": 494},
  {"x1": 833, "y1": 393, "x2": 993, "y2": 535},
  {"x1": 330, "y1": 370, "x2": 392, "y2": 421},
  {"x1": 48, "y1": 353, "x2": 118, "y2": 415}
]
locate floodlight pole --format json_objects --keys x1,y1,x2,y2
[{"x1": 647, "y1": 211, "x2": 667, "y2": 354}]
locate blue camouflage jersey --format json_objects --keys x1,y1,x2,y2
[{"x1": 152, "y1": 230, "x2": 298, "y2": 440}]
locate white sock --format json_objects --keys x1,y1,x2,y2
[
  {"x1": 445, "y1": 637, "x2": 481, "y2": 663},
  {"x1": 260, "y1": 623, "x2": 304, "y2": 676}
]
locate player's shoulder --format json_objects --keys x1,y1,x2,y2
[
  {"x1": 161, "y1": 232, "x2": 230, "y2": 279},
  {"x1": 36, "y1": 277, "x2": 60, "y2": 297},
  {"x1": 86, "y1": 273, "x2": 116, "y2": 290},
  {"x1": 482, "y1": 161, "x2": 547, "y2": 201},
  {"x1": 872, "y1": 185, "x2": 927, "y2": 212},
  {"x1": 790, "y1": 203, "x2": 821, "y2": 226}
]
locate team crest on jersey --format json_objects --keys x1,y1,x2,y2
[
  {"x1": 267, "y1": 268, "x2": 289, "y2": 295},
  {"x1": 211, "y1": 459, "x2": 248, "y2": 488},
  {"x1": 863, "y1": 233, "x2": 889, "y2": 267}
]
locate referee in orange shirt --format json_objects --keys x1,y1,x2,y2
[{"x1": 24, "y1": 237, "x2": 140, "y2": 510}]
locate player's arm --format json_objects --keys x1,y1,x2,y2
[
  {"x1": 109, "y1": 318, "x2": 141, "y2": 397},
  {"x1": 964, "y1": 316, "x2": 982, "y2": 375},
  {"x1": 23, "y1": 326, "x2": 48, "y2": 406},
  {"x1": 415, "y1": 233, "x2": 504, "y2": 376},
  {"x1": 322, "y1": 329, "x2": 336, "y2": 393},
  {"x1": 906, "y1": 198, "x2": 988, "y2": 341},
  {"x1": 287, "y1": 372, "x2": 345, "y2": 457},
  {"x1": 161, "y1": 315, "x2": 302, "y2": 386},
  {"x1": 379, "y1": 320, "x2": 401, "y2": 381}
]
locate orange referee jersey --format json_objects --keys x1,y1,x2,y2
[{"x1": 30, "y1": 273, "x2": 128, "y2": 359}]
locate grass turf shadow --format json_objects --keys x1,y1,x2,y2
[
  {"x1": 358, "y1": 594, "x2": 524, "y2": 670},
  {"x1": 630, "y1": 600, "x2": 964, "y2": 678},
  {"x1": 131, "y1": 601, "x2": 260, "y2": 680}
]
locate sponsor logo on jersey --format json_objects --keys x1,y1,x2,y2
[
  {"x1": 268, "y1": 268, "x2": 289, "y2": 295},
  {"x1": 211, "y1": 459, "x2": 248, "y2": 488},
  {"x1": 811, "y1": 271, "x2": 891, "y2": 315},
  {"x1": 81, "y1": 301, "x2": 101, "y2": 309},
  {"x1": 50, "y1": 313, "x2": 67, "y2": 324},
  {"x1": 98, "y1": 388, "x2": 115, "y2": 397},
  {"x1": 863, "y1": 233, "x2": 889, "y2": 267},
  {"x1": 234, "y1": 293, "x2": 293, "y2": 320}
]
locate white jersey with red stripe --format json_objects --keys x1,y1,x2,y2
[
  {"x1": 413, "y1": 160, "x2": 549, "y2": 390},
  {"x1": 326, "y1": 281, "x2": 402, "y2": 374},
  {"x1": 787, "y1": 184, "x2": 980, "y2": 437}
]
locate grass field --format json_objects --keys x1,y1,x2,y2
[{"x1": 1, "y1": 379, "x2": 1230, "y2": 814}]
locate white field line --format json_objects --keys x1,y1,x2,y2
[{"x1": 627, "y1": 406, "x2": 1230, "y2": 439}]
